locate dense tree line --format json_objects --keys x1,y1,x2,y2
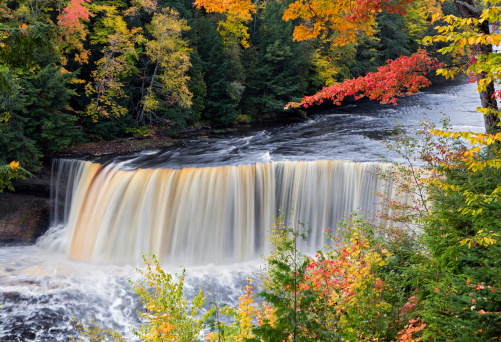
[{"x1": 0, "y1": 0, "x2": 448, "y2": 172}]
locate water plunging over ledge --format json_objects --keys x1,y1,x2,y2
[
  {"x1": 0, "y1": 80, "x2": 485, "y2": 341},
  {"x1": 39, "y1": 159, "x2": 402, "y2": 266}
]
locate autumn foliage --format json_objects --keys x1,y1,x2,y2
[
  {"x1": 283, "y1": 0, "x2": 413, "y2": 43},
  {"x1": 193, "y1": 0, "x2": 255, "y2": 21},
  {"x1": 287, "y1": 49, "x2": 440, "y2": 109},
  {"x1": 57, "y1": 0, "x2": 93, "y2": 32}
]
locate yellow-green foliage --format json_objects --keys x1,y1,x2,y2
[
  {"x1": 143, "y1": 8, "x2": 192, "y2": 112},
  {"x1": 71, "y1": 319, "x2": 127, "y2": 342},
  {"x1": 0, "y1": 161, "x2": 29, "y2": 193},
  {"x1": 131, "y1": 255, "x2": 205, "y2": 341},
  {"x1": 85, "y1": 5, "x2": 143, "y2": 119}
]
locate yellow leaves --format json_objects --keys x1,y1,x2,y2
[
  {"x1": 0, "y1": 111, "x2": 9, "y2": 123},
  {"x1": 430, "y1": 129, "x2": 501, "y2": 148},
  {"x1": 194, "y1": 0, "x2": 254, "y2": 49},
  {"x1": 435, "y1": 68, "x2": 455, "y2": 79},
  {"x1": 310, "y1": 40, "x2": 357, "y2": 86},
  {"x1": 9, "y1": 161, "x2": 19, "y2": 171},
  {"x1": 217, "y1": 13, "x2": 250, "y2": 49},
  {"x1": 131, "y1": 255, "x2": 206, "y2": 342},
  {"x1": 431, "y1": 12, "x2": 441, "y2": 23},
  {"x1": 491, "y1": 186, "x2": 501, "y2": 195},
  {"x1": 140, "y1": 7, "x2": 192, "y2": 120},
  {"x1": 404, "y1": 0, "x2": 442, "y2": 39},
  {"x1": 234, "y1": 279, "x2": 258, "y2": 340},
  {"x1": 461, "y1": 230, "x2": 499, "y2": 250},
  {"x1": 480, "y1": 6, "x2": 501, "y2": 23}
]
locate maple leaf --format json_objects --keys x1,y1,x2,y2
[
  {"x1": 286, "y1": 49, "x2": 441, "y2": 109},
  {"x1": 58, "y1": 0, "x2": 94, "y2": 31}
]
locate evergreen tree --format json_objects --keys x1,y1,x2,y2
[
  {"x1": 421, "y1": 151, "x2": 501, "y2": 340},
  {"x1": 0, "y1": 54, "x2": 80, "y2": 170},
  {"x1": 376, "y1": 12, "x2": 412, "y2": 65},
  {"x1": 195, "y1": 16, "x2": 239, "y2": 126},
  {"x1": 243, "y1": 0, "x2": 311, "y2": 119}
]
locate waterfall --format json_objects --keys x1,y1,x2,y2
[{"x1": 38, "y1": 159, "x2": 400, "y2": 265}]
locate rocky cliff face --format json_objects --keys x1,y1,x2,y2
[{"x1": 0, "y1": 165, "x2": 51, "y2": 243}]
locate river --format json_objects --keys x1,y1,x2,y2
[{"x1": 0, "y1": 80, "x2": 485, "y2": 341}]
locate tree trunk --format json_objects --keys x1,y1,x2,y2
[{"x1": 454, "y1": 0, "x2": 500, "y2": 131}]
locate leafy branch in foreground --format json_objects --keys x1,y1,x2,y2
[
  {"x1": 286, "y1": 50, "x2": 440, "y2": 109},
  {"x1": 0, "y1": 161, "x2": 30, "y2": 193}
]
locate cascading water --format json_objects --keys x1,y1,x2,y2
[
  {"x1": 0, "y1": 80, "x2": 485, "y2": 341},
  {"x1": 39, "y1": 159, "x2": 401, "y2": 265}
]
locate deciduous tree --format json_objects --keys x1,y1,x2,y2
[{"x1": 137, "y1": 8, "x2": 192, "y2": 125}]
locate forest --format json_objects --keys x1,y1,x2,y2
[
  {"x1": 1, "y1": 0, "x2": 501, "y2": 341},
  {"x1": 0, "y1": 0, "x2": 461, "y2": 178}
]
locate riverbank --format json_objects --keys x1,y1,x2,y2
[
  {"x1": 0, "y1": 165, "x2": 51, "y2": 243},
  {"x1": 51, "y1": 117, "x2": 301, "y2": 158}
]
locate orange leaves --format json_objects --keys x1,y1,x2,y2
[
  {"x1": 287, "y1": 49, "x2": 439, "y2": 109},
  {"x1": 193, "y1": 0, "x2": 255, "y2": 21},
  {"x1": 299, "y1": 222, "x2": 393, "y2": 339},
  {"x1": 235, "y1": 279, "x2": 258, "y2": 340},
  {"x1": 9, "y1": 160, "x2": 19, "y2": 171},
  {"x1": 395, "y1": 318, "x2": 426, "y2": 342},
  {"x1": 194, "y1": 0, "x2": 411, "y2": 47},
  {"x1": 429, "y1": 130, "x2": 501, "y2": 172},
  {"x1": 283, "y1": 0, "x2": 412, "y2": 43}
]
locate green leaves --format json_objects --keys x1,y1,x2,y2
[
  {"x1": 138, "y1": 8, "x2": 192, "y2": 125},
  {"x1": 131, "y1": 254, "x2": 205, "y2": 341}
]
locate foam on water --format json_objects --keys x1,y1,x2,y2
[{"x1": 0, "y1": 79, "x2": 487, "y2": 340}]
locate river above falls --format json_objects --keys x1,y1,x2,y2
[
  {"x1": 0, "y1": 80, "x2": 487, "y2": 341},
  {"x1": 91, "y1": 80, "x2": 484, "y2": 170}
]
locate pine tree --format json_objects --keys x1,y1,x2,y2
[
  {"x1": 195, "y1": 16, "x2": 239, "y2": 126},
  {"x1": 243, "y1": 0, "x2": 311, "y2": 119}
]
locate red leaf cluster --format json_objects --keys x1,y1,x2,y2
[
  {"x1": 58, "y1": 0, "x2": 94, "y2": 31},
  {"x1": 287, "y1": 49, "x2": 441, "y2": 109},
  {"x1": 347, "y1": 0, "x2": 411, "y2": 23}
]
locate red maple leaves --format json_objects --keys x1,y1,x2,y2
[
  {"x1": 346, "y1": 0, "x2": 411, "y2": 23},
  {"x1": 287, "y1": 49, "x2": 441, "y2": 109},
  {"x1": 57, "y1": 0, "x2": 93, "y2": 31}
]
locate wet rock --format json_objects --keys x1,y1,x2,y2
[
  {"x1": 0, "y1": 193, "x2": 50, "y2": 243},
  {"x1": 0, "y1": 165, "x2": 51, "y2": 243}
]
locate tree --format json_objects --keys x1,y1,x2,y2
[
  {"x1": 243, "y1": 0, "x2": 312, "y2": 119},
  {"x1": 282, "y1": 0, "x2": 410, "y2": 44},
  {"x1": 425, "y1": 0, "x2": 501, "y2": 132},
  {"x1": 286, "y1": 49, "x2": 438, "y2": 109},
  {"x1": 57, "y1": 0, "x2": 94, "y2": 65},
  {"x1": 0, "y1": 53, "x2": 81, "y2": 169},
  {"x1": 249, "y1": 212, "x2": 317, "y2": 342},
  {"x1": 286, "y1": 0, "x2": 501, "y2": 132},
  {"x1": 195, "y1": 16, "x2": 240, "y2": 125},
  {"x1": 137, "y1": 8, "x2": 192, "y2": 125},
  {"x1": 85, "y1": 4, "x2": 143, "y2": 119}
]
